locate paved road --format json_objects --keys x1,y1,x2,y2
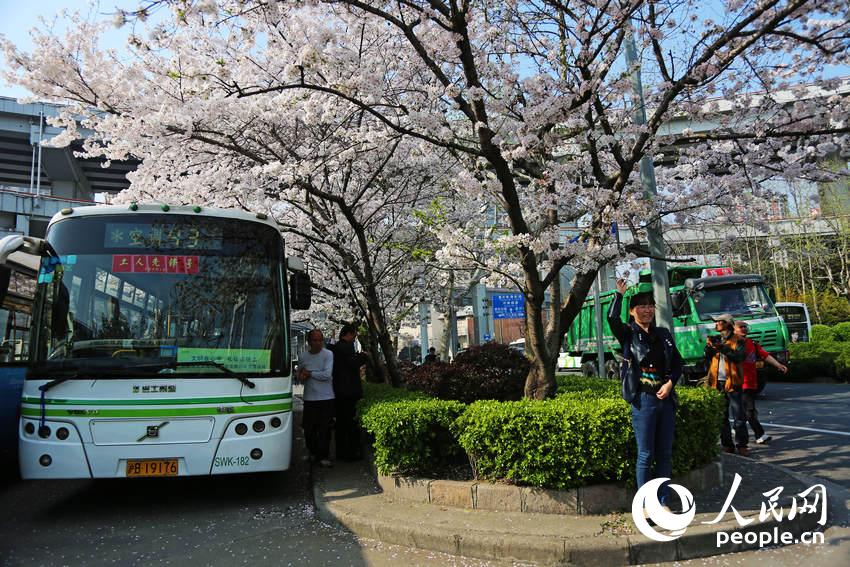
[
  {"x1": 0, "y1": 396, "x2": 504, "y2": 567},
  {"x1": 750, "y1": 381, "x2": 850, "y2": 489},
  {"x1": 654, "y1": 380, "x2": 850, "y2": 567},
  {"x1": 2, "y1": 381, "x2": 846, "y2": 567}
]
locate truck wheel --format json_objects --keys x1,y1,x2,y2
[
  {"x1": 604, "y1": 359, "x2": 619, "y2": 380},
  {"x1": 581, "y1": 361, "x2": 597, "y2": 377}
]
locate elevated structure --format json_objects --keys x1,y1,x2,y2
[{"x1": 0, "y1": 96, "x2": 139, "y2": 237}]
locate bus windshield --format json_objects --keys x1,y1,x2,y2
[
  {"x1": 776, "y1": 305, "x2": 807, "y2": 323},
  {"x1": 30, "y1": 214, "x2": 287, "y2": 378},
  {"x1": 691, "y1": 284, "x2": 776, "y2": 321}
]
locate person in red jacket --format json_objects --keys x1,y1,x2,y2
[{"x1": 734, "y1": 321, "x2": 789, "y2": 445}]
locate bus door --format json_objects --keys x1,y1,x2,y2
[{"x1": 0, "y1": 262, "x2": 35, "y2": 471}]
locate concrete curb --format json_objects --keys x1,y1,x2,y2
[
  {"x1": 376, "y1": 461, "x2": 722, "y2": 515},
  {"x1": 313, "y1": 455, "x2": 840, "y2": 565}
]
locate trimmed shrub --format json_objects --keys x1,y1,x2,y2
[
  {"x1": 556, "y1": 375, "x2": 620, "y2": 397},
  {"x1": 406, "y1": 342, "x2": 529, "y2": 403},
  {"x1": 835, "y1": 342, "x2": 850, "y2": 380},
  {"x1": 453, "y1": 385, "x2": 724, "y2": 489},
  {"x1": 358, "y1": 392, "x2": 466, "y2": 475},
  {"x1": 831, "y1": 322, "x2": 850, "y2": 342},
  {"x1": 811, "y1": 324, "x2": 835, "y2": 343},
  {"x1": 788, "y1": 341, "x2": 842, "y2": 378},
  {"x1": 673, "y1": 387, "x2": 726, "y2": 474},
  {"x1": 359, "y1": 379, "x2": 725, "y2": 487},
  {"x1": 454, "y1": 396, "x2": 632, "y2": 488}
]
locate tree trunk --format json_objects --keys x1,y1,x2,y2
[
  {"x1": 522, "y1": 269, "x2": 600, "y2": 399},
  {"x1": 523, "y1": 353, "x2": 557, "y2": 400},
  {"x1": 523, "y1": 293, "x2": 557, "y2": 399}
]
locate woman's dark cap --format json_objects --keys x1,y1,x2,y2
[{"x1": 629, "y1": 291, "x2": 656, "y2": 308}]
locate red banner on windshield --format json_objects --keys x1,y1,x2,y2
[{"x1": 113, "y1": 255, "x2": 200, "y2": 274}]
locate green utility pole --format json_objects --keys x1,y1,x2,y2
[{"x1": 624, "y1": 30, "x2": 674, "y2": 331}]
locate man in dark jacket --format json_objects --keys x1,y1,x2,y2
[
  {"x1": 330, "y1": 323, "x2": 365, "y2": 461},
  {"x1": 608, "y1": 279, "x2": 683, "y2": 514}
]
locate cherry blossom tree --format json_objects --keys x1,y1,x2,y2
[{"x1": 3, "y1": 0, "x2": 848, "y2": 397}]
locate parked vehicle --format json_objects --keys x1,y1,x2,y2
[
  {"x1": 0, "y1": 251, "x2": 37, "y2": 469},
  {"x1": 509, "y1": 338, "x2": 578, "y2": 371},
  {"x1": 564, "y1": 265, "x2": 790, "y2": 392},
  {"x1": 0, "y1": 204, "x2": 312, "y2": 479},
  {"x1": 775, "y1": 302, "x2": 812, "y2": 343}
]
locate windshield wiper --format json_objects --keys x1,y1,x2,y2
[
  {"x1": 39, "y1": 376, "x2": 73, "y2": 394},
  {"x1": 146, "y1": 360, "x2": 256, "y2": 389}
]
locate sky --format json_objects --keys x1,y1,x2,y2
[
  {"x1": 0, "y1": 0, "x2": 141, "y2": 99},
  {"x1": 2, "y1": 0, "x2": 847, "y2": 101}
]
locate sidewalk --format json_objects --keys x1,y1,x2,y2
[{"x1": 313, "y1": 454, "x2": 850, "y2": 565}]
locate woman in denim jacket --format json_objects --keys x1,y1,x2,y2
[{"x1": 608, "y1": 279, "x2": 684, "y2": 514}]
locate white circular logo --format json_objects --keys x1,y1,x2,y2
[{"x1": 632, "y1": 478, "x2": 696, "y2": 541}]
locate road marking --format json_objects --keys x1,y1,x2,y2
[{"x1": 762, "y1": 422, "x2": 850, "y2": 437}]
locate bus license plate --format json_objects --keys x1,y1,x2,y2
[
  {"x1": 756, "y1": 361, "x2": 765, "y2": 368},
  {"x1": 126, "y1": 459, "x2": 178, "y2": 477}
]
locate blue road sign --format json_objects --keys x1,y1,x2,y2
[
  {"x1": 483, "y1": 333, "x2": 491, "y2": 341},
  {"x1": 492, "y1": 293, "x2": 525, "y2": 319}
]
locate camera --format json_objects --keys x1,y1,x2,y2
[{"x1": 709, "y1": 335, "x2": 723, "y2": 345}]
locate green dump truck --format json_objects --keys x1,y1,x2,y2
[{"x1": 564, "y1": 265, "x2": 790, "y2": 392}]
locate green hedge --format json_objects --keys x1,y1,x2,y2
[
  {"x1": 811, "y1": 324, "x2": 835, "y2": 342},
  {"x1": 789, "y1": 340, "x2": 850, "y2": 380},
  {"x1": 359, "y1": 379, "x2": 724, "y2": 488},
  {"x1": 454, "y1": 396, "x2": 631, "y2": 488},
  {"x1": 831, "y1": 322, "x2": 850, "y2": 342},
  {"x1": 357, "y1": 383, "x2": 466, "y2": 475}
]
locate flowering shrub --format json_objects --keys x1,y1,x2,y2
[{"x1": 405, "y1": 343, "x2": 530, "y2": 403}]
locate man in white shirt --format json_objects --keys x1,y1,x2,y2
[{"x1": 297, "y1": 329, "x2": 335, "y2": 467}]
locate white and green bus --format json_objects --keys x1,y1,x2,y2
[{"x1": 0, "y1": 204, "x2": 311, "y2": 479}]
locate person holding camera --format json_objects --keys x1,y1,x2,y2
[
  {"x1": 704, "y1": 314, "x2": 748, "y2": 456},
  {"x1": 609, "y1": 279, "x2": 683, "y2": 514}
]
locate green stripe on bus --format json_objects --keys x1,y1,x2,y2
[
  {"x1": 20, "y1": 392, "x2": 292, "y2": 406},
  {"x1": 20, "y1": 402, "x2": 292, "y2": 418}
]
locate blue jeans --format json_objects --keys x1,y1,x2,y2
[
  {"x1": 631, "y1": 392, "x2": 676, "y2": 506},
  {"x1": 721, "y1": 390, "x2": 748, "y2": 449}
]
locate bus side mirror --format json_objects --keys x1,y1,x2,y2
[
  {"x1": 0, "y1": 234, "x2": 45, "y2": 264},
  {"x1": 289, "y1": 271, "x2": 311, "y2": 310}
]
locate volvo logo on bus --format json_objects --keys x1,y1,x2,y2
[{"x1": 137, "y1": 421, "x2": 170, "y2": 442}]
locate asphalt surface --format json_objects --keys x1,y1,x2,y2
[
  {"x1": 0, "y1": 393, "x2": 505, "y2": 567},
  {"x1": 750, "y1": 381, "x2": 850, "y2": 489},
  {"x1": 1, "y1": 381, "x2": 847, "y2": 566}
]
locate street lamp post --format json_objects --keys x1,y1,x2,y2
[{"x1": 624, "y1": 28, "x2": 673, "y2": 331}]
